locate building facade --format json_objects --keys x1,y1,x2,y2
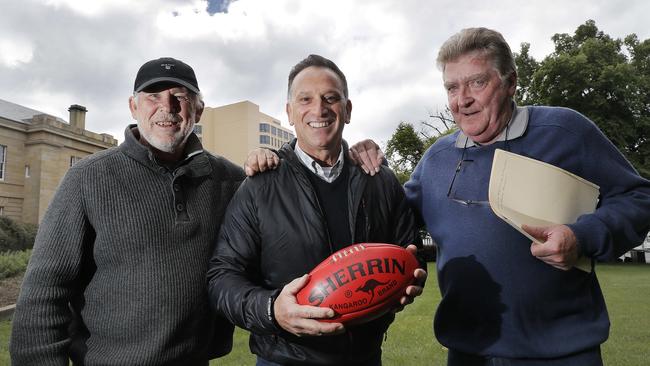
[
  {"x1": 198, "y1": 100, "x2": 294, "y2": 165},
  {"x1": 0, "y1": 99, "x2": 117, "y2": 224}
]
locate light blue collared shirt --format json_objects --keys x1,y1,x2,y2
[{"x1": 455, "y1": 103, "x2": 529, "y2": 148}]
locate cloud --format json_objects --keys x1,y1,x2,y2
[
  {"x1": 0, "y1": 40, "x2": 33, "y2": 68},
  {"x1": 1, "y1": 0, "x2": 648, "y2": 146}
]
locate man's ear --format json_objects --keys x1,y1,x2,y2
[
  {"x1": 346, "y1": 99, "x2": 352, "y2": 124},
  {"x1": 195, "y1": 100, "x2": 205, "y2": 122},
  {"x1": 128, "y1": 96, "x2": 138, "y2": 119},
  {"x1": 286, "y1": 102, "x2": 294, "y2": 126},
  {"x1": 507, "y1": 72, "x2": 517, "y2": 97}
]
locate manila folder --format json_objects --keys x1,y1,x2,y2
[{"x1": 488, "y1": 149, "x2": 600, "y2": 272}]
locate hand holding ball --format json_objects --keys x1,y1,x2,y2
[{"x1": 296, "y1": 243, "x2": 419, "y2": 325}]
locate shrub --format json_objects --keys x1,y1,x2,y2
[
  {"x1": 0, "y1": 217, "x2": 38, "y2": 253},
  {"x1": 0, "y1": 249, "x2": 31, "y2": 280},
  {"x1": 22, "y1": 223, "x2": 38, "y2": 248}
]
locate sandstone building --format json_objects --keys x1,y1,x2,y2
[
  {"x1": 198, "y1": 100, "x2": 294, "y2": 165},
  {"x1": 0, "y1": 99, "x2": 117, "y2": 224}
]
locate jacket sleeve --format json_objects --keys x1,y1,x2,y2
[
  {"x1": 567, "y1": 116, "x2": 650, "y2": 261},
  {"x1": 378, "y1": 167, "x2": 427, "y2": 269},
  {"x1": 207, "y1": 177, "x2": 280, "y2": 335},
  {"x1": 381, "y1": 167, "x2": 419, "y2": 247},
  {"x1": 10, "y1": 167, "x2": 92, "y2": 366}
]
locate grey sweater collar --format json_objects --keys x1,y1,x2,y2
[{"x1": 119, "y1": 124, "x2": 212, "y2": 178}]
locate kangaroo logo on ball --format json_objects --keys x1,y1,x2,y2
[{"x1": 356, "y1": 279, "x2": 389, "y2": 304}]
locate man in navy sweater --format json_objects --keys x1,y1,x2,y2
[
  {"x1": 353, "y1": 27, "x2": 650, "y2": 365},
  {"x1": 250, "y1": 28, "x2": 650, "y2": 365}
]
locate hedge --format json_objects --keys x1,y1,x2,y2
[{"x1": 0, "y1": 216, "x2": 37, "y2": 253}]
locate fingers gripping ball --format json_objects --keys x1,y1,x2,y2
[{"x1": 296, "y1": 243, "x2": 419, "y2": 325}]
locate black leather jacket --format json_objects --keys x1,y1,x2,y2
[{"x1": 207, "y1": 140, "x2": 418, "y2": 365}]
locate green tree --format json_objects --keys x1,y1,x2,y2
[
  {"x1": 385, "y1": 110, "x2": 456, "y2": 184},
  {"x1": 386, "y1": 122, "x2": 425, "y2": 184},
  {"x1": 513, "y1": 42, "x2": 539, "y2": 105},
  {"x1": 515, "y1": 20, "x2": 650, "y2": 177}
]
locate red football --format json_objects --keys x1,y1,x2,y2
[{"x1": 296, "y1": 243, "x2": 419, "y2": 325}]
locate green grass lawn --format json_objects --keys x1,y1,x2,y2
[{"x1": 2, "y1": 263, "x2": 649, "y2": 365}]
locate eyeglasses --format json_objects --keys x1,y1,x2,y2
[
  {"x1": 446, "y1": 145, "x2": 490, "y2": 206},
  {"x1": 447, "y1": 122, "x2": 513, "y2": 207}
]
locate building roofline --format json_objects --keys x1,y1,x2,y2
[{"x1": 0, "y1": 98, "x2": 66, "y2": 125}]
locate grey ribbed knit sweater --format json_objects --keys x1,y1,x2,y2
[{"x1": 10, "y1": 126, "x2": 245, "y2": 365}]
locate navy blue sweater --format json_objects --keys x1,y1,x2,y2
[{"x1": 405, "y1": 106, "x2": 650, "y2": 358}]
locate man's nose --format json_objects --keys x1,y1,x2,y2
[
  {"x1": 315, "y1": 97, "x2": 330, "y2": 116},
  {"x1": 158, "y1": 93, "x2": 181, "y2": 113},
  {"x1": 457, "y1": 85, "x2": 474, "y2": 107}
]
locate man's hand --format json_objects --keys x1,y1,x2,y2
[
  {"x1": 274, "y1": 274, "x2": 345, "y2": 337},
  {"x1": 244, "y1": 148, "x2": 280, "y2": 176},
  {"x1": 349, "y1": 139, "x2": 384, "y2": 176},
  {"x1": 523, "y1": 224, "x2": 580, "y2": 271},
  {"x1": 393, "y1": 245, "x2": 427, "y2": 313}
]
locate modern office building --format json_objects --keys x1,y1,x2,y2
[
  {"x1": 198, "y1": 100, "x2": 294, "y2": 165},
  {"x1": 0, "y1": 98, "x2": 117, "y2": 224}
]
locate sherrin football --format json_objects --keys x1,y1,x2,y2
[{"x1": 296, "y1": 243, "x2": 419, "y2": 325}]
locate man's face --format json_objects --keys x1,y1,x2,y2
[
  {"x1": 128, "y1": 84, "x2": 202, "y2": 154},
  {"x1": 286, "y1": 66, "x2": 352, "y2": 160},
  {"x1": 443, "y1": 52, "x2": 516, "y2": 144}
]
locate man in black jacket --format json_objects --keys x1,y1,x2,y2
[{"x1": 207, "y1": 54, "x2": 426, "y2": 365}]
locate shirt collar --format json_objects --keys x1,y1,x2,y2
[
  {"x1": 455, "y1": 103, "x2": 529, "y2": 148},
  {"x1": 294, "y1": 143, "x2": 345, "y2": 183}
]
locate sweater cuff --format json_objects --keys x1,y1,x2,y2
[{"x1": 567, "y1": 214, "x2": 606, "y2": 259}]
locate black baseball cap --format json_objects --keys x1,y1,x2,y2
[{"x1": 133, "y1": 57, "x2": 200, "y2": 93}]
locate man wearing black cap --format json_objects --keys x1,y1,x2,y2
[{"x1": 10, "y1": 57, "x2": 245, "y2": 365}]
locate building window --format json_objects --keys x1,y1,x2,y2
[
  {"x1": 259, "y1": 123, "x2": 270, "y2": 132},
  {"x1": 283, "y1": 131, "x2": 289, "y2": 140},
  {"x1": 271, "y1": 126, "x2": 277, "y2": 136},
  {"x1": 0, "y1": 145, "x2": 6, "y2": 180},
  {"x1": 25, "y1": 165, "x2": 30, "y2": 178},
  {"x1": 193, "y1": 124, "x2": 203, "y2": 135},
  {"x1": 70, "y1": 156, "x2": 82, "y2": 167},
  {"x1": 259, "y1": 135, "x2": 270, "y2": 144}
]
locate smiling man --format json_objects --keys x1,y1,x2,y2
[
  {"x1": 346, "y1": 28, "x2": 650, "y2": 366},
  {"x1": 10, "y1": 57, "x2": 244, "y2": 365},
  {"x1": 442, "y1": 50, "x2": 516, "y2": 145},
  {"x1": 207, "y1": 54, "x2": 425, "y2": 366}
]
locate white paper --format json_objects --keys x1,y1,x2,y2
[{"x1": 489, "y1": 149, "x2": 600, "y2": 272}]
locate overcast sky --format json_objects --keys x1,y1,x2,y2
[{"x1": 2, "y1": 0, "x2": 649, "y2": 147}]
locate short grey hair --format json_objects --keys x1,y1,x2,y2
[{"x1": 437, "y1": 27, "x2": 517, "y2": 82}]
